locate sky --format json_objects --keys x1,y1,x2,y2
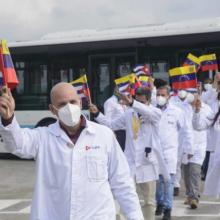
[{"x1": 1, "y1": 0, "x2": 220, "y2": 42}]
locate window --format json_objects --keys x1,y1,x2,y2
[
  {"x1": 118, "y1": 62, "x2": 131, "y2": 76},
  {"x1": 29, "y1": 64, "x2": 48, "y2": 94},
  {"x1": 151, "y1": 61, "x2": 169, "y2": 83}
]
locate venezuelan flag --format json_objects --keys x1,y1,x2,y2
[
  {"x1": 70, "y1": 75, "x2": 91, "y2": 101},
  {"x1": 183, "y1": 53, "x2": 201, "y2": 72},
  {"x1": 199, "y1": 54, "x2": 218, "y2": 71},
  {"x1": 169, "y1": 65, "x2": 197, "y2": 90},
  {"x1": 0, "y1": 39, "x2": 19, "y2": 89},
  {"x1": 115, "y1": 74, "x2": 133, "y2": 94},
  {"x1": 115, "y1": 74, "x2": 141, "y2": 95}
]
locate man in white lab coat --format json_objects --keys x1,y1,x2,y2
[
  {"x1": 155, "y1": 86, "x2": 193, "y2": 220},
  {"x1": 0, "y1": 83, "x2": 144, "y2": 220},
  {"x1": 90, "y1": 86, "x2": 169, "y2": 220},
  {"x1": 181, "y1": 90, "x2": 213, "y2": 209}
]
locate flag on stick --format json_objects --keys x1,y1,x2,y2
[
  {"x1": 133, "y1": 64, "x2": 151, "y2": 76},
  {"x1": 70, "y1": 75, "x2": 91, "y2": 103},
  {"x1": 0, "y1": 39, "x2": 19, "y2": 89},
  {"x1": 199, "y1": 53, "x2": 218, "y2": 71},
  {"x1": 183, "y1": 53, "x2": 201, "y2": 72},
  {"x1": 169, "y1": 65, "x2": 197, "y2": 90}
]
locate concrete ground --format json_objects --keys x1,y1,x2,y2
[{"x1": 0, "y1": 159, "x2": 220, "y2": 220}]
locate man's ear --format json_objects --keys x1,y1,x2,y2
[{"x1": 49, "y1": 104, "x2": 56, "y2": 115}]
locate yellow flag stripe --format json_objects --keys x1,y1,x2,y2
[
  {"x1": 69, "y1": 75, "x2": 87, "y2": 84},
  {"x1": 187, "y1": 53, "x2": 200, "y2": 64},
  {"x1": 199, "y1": 54, "x2": 216, "y2": 62},
  {"x1": 1, "y1": 39, "x2": 10, "y2": 55},
  {"x1": 169, "y1": 65, "x2": 196, "y2": 77}
]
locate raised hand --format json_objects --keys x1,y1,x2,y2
[
  {"x1": 89, "y1": 103, "x2": 99, "y2": 114},
  {"x1": 0, "y1": 86, "x2": 15, "y2": 120}
]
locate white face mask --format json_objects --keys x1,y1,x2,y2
[
  {"x1": 156, "y1": 96, "x2": 167, "y2": 106},
  {"x1": 186, "y1": 93, "x2": 195, "y2": 104},
  {"x1": 178, "y1": 90, "x2": 187, "y2": 99},
  {"x1": 56, "y1": 103, "x2": 81, "y2": 127},
  {"x1": 204, "y1": 84, "x2": 212, "y2": 91}
]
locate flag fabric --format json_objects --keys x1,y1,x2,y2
[
  {"x1": 114, "y1": 73, "x2": 141, "y2": 95},
  {"x1": 130, "y1": 74, "x2": 142, "y2": 96},
  {"x1": 115, "y1": 74, "x2": 133, "y2": 94},
  {"x1": 133, "y1": 64, "x2": 151, "y2": 76},
  {"x1": 0, "y1": 39, "x2": 19, "y2": 89},
  {"x1": 138, "y1": 75, "x2": 150, "y2": 87},
  {"x1": 70, "y1": 75, "x2": 91, "y2": 101},
  {"x1": 169, "y1": 65, "x2": 197, "y2": 90},
  {"x1": 183, "y1": 53, "x2": 201, "y2": 72},
  {"x1": 199, "y1": 54, "x2": 218, "y2": 71}
]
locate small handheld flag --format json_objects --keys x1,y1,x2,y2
[
  {"x1": 0, "y1": 39, "x2": 19, "y2": 89},
  {"x1": 169, "y1": 65, "x2": 197, "y2": 90},
  {"x1": 115, "y1": 74, "x2": 141, "y2": 95},
  {"x1": 70, "y1": 75, "x2": 91, "y2": 103},
  {"x1": 199, "y1": 53, "x2": 218, "y2": 72},
  {"x1": 133, "y1": 64, "x2": 151, "y2": 76},
  {"x1": 183, "y1": 53, "x2": 201, "y2": 72}
]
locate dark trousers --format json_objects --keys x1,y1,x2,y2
[{"x1": 115, "y1": 130, "x2": 126, "y2": 151}]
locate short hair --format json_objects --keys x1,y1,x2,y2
[
  {"x1": 157, "y1": 85, "x2": 171, "y2": 95},
  {"x1": 135, "y1": 86, "x2": 152, "y2": 100}
]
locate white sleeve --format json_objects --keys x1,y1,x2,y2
[
  {"x1": 132, "y1": 100, "x2": 162, "y2": 124},
  {"x1": 95, "y1": 112, "x2": 126, "y2": 131},
  {"x1": 108, "y1": 132, "x2": 144, "y2": 220},
  {"x1": 178, "y1": 111, "x2": 194, "y2": 155},
  {"x1": 104, "y1": 99, "x2": 114, "y2": 120},
  {"x1": 0, "y1": 117, "x2": 40, "y2": 159},
  {"x1": 192, "y1": 107, "x2": 214, "y2": 131}
]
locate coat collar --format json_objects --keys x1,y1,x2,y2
[{"x1": 48, "y1": 114, "x2": 95, "y2": 138}]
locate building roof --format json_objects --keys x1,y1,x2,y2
[{"x1": 8, "y1": 17, "x2": 220, "y2": 48}]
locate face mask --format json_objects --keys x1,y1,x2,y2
[
  {"x1": 186, "y1": 93, "x2": 195, "y2": 104},
  {"x1": 156, "y1": 96, "x2": 167, "y2": 106},
  {"x1": 57, "y1": 103, "x2": 81, "y2": 127},
  {"x1": 204, "y1": 84, "x2": 212, "y2": 91},
  {"x1": 178, "y1": 90, "x2": 187, "y2": 99}
]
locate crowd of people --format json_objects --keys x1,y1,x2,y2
[
  {"x1": 0, "y1": 73, "x2": 220, "y2": 220},
  {"x1": 89, "y1": 73, "x2": 220, "y2": 220}
]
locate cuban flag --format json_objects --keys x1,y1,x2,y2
[{"x1": 133, "y1": 64, "x2": 151, "y2": 77}]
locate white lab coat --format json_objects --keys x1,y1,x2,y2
[
  {"x1": 192, "y1": 108, "x2": 220, "y2": 197},
  {"x1": 104, "y1": 95, "x2": 126, "y2": 124},
  {"x1": 182, "y1": 102, "x2": 212, "y2": 166},
  {"x1": 169, "y1": 96, "x2": 195, "y2": 158},
  {"x1": 159, "y1": 103, "x2": 193, "y2": 174},
  {"x1": 96, "y1": 100, "x2": 169, "y2": 183},
  {"x1": 0, "y1": 116, "x2": 144, "y2": 220}
]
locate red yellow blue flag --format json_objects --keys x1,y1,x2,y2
[
  {"x1": 70, "y1": 75, "x2": 91, "y2": 103},
  {"x1": 0, "y1": 39, "x2": 19, "y2": 89},
  {"x1": 183, "y1": 53, "x2": 201, "y2": 72},
  {"x1": 169, "y1": 65, "x2": 197, "y2": 90},
  {"x1": 199, "y1": 53, "x2": 218, "y2": 71}
]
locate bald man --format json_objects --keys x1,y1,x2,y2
[{"x1": 0, "y1": 83, "x2": 144, "y2": 220}]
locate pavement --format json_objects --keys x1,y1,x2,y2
[{"x1": 0, "y1": 159, "x2": 220, "y2": 220}]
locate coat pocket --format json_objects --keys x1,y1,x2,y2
[{"x1": 86, "y1": 156, "x2": 107, "y2": 181}]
